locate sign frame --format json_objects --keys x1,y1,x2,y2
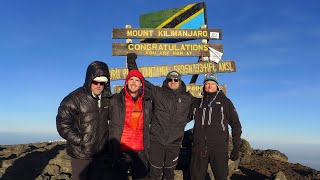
[
  {"x1": 109, "y1": 61, "x2": 236, "y2": 80},
  {"x1": 112, "y1": 28, "x2": 222, "y2": 40},
  {"x1": 112, "y1": 42, "x2": 223, "y2": 56}
]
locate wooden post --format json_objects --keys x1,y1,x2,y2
[
  {"x1": 125, "y1": 25, "x2": 132, "y2": 68},
  {"x1": 190, "y1": 24, "x2": 208, "y2": 84},
  {"x1": 201, "y1": 24, "x2": 209, "y2": 62}
]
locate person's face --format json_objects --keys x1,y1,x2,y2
[
  {"x1": 167, "y1": 78, "x2": 180, "y2": 90},
  {"x1": 127, "y1": 76, "x2": 142, "y2": 97},
  {"x1": 204, "y1": 81, "x2": 218, "y2": 93},
  {"x1": 91, "y1": 80, "x2": 105, "y2": 96}
]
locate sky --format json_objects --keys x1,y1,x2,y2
[{"x1": 1, "y1": 0, "x2": 320, "y2": 169}]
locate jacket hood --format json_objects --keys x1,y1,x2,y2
[
  {"x1": 84, "y1": 61, "x2": 111, "y2": 97},
  {"x1": 124, "y1": 70, "x2": 145, "y2": 98}
]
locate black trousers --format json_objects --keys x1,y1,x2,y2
[
  {"x1": 112, "y1": 150, "x2": 149, "y2": 180},
  {"x1": 190, "y1": 148, "x2": 228, "y2": 180},
  {"x1": 71, "y1": 157, "x2": 93, "y2": 180},
  {"x1": 148, "y1": 140, "x2": 181, "y2": 180}
]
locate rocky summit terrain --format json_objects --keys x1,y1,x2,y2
[{"x1": 0, "y1": 131, "x2": 319, "y2": 180}]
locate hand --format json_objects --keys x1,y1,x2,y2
[
  {"x1": 230, "y1": 148, "x2": 240, "y2": 161},
  {"x1": 127, "y1": 53, "x2": 137, "y2": 61},
  {"x1": 126, "y1": 53, "x2": 138, "y2": 70}
]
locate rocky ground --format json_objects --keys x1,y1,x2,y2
[{"x1": 0, "y1": 133, "x2": 319, "y2": 180}]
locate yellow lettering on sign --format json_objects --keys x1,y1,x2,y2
[
  {"x1": 138, "y1": 66, "x2": 169, "y2": 78},
  {"x1": 172, "y1": 51, "x2": 184, "y2": 56},
  {"x1": 218, "y1": 61, "x2": 234, "y2": 72},
  {"x1": 185, "y1": 51, "x2": 192, "y2": 56},
  {"x1": 160, "y1": 66, "x2": 169, "y2": 76},
  {"x1": 173, "y1": 64, "x2": 192, "y2": 74},
  {"x1": 171, "y1": 30, "x2": 178, "y2": 36},
  {"x1": 158, "y1": 30, "x2": 164, "y2": 36},
  {"x1": 159, "y1": 51, "x2": 169, "y2": 56},
  {"x1": 194, "y1": 64, "x2": 200, "y2": 73},
  {"x1": 110, "y1": 69, "x2": 121, "y2": 80},
  {"x1": 186, "y1": 85, "x2": 203, "y2": 91},
  {"x1": 127, "y1": 43, "x2": 209, "y2": 52},
  {"x1": 128, "y1": 44, "x2": 134, "y2": 50},
  {"x1": 146, "y1": 51, "x2": 156, "y2": 55},
  {"x1": 158, "y1": 44, "x2": 164, "y2": 51},
  {"x1": 127, "y1": 29, "x2": 153, "y2": 37},
  {"x1": 122, "y1": 69, "x2": 129, "y2": 78}
]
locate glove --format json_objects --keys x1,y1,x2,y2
[
  {"x1": 230, "y1": 148, "x2": 240, "y2": 161},
  {"x1": 127, "y1": 53, "x2": 137, "y2": 61},
  {"x1": 126, "y1": 53, "x2": 138, "y2": 70}
]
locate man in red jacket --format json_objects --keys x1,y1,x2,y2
[{"x1": 109, "y1": 69, "x2": 152, "y2": 180}]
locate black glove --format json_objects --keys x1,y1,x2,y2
[
  {"x1": 126, "y1": 53, "x2": 138, "y2": 70},
  {"x1": 230, "y1": 148, "x2": 240, "y2": 161},
  {"x1": 127, "y1": 53, "x2": 137, "y2": 61}
]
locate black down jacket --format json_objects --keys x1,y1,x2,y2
[{"x1": 56, "y1": 61, "x2": 112, "y2": 159}]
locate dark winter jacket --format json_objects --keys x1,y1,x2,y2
[
  {"x1": 146, "y1": 80, "x2": 194, "y2": 146},
  {"x1": 56, "y1": 61, "x2": 111, "y2": 159},
  {"x1": 192, "y1": 90, "x2": 242, "y2": 152},
  {"x1": 108, "y1": 89, "x2": 152, "y2": 158}
]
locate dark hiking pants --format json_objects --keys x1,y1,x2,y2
[
  {"x1": 148, "y1": 140, "x2": 181, "y2": 180},
  {"x1": 190, "y1": 148, "x2": 228, "y2": 180},
  {"x1": 112, "y1": 150, "x2": 149, "y2": 180},
  {"x1": 71, "y1": 157, "x2": 93, "y2": 180}
]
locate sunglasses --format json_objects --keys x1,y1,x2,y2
[
  {"x1": 167, "y1": 78, "x2": 179, "y2": 82},
  {"x1": 92, "y1": 80, "x2": 106, "y2": 86}
]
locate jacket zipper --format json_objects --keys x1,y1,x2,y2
[{"x1": 220, "y1": 106, "x2": 225, "y2": 131}]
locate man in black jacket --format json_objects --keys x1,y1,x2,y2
[
  {"x1": 109, "y1": 69, "x2": 152, "y2": 180},
  {"x1": 56, "y1": 61, "x2": 111, "y2": 180},
  {"x1": 127, "y1": 53, "x2": 194, "y2": 180},
  {"x1": 190, "y1": 73, "x2": 242, "y2": 180}
]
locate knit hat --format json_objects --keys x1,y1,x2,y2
[
  {"x1": 125, "y1": 70, "x2": 144, "y2": 83},
  {"x1": 125, "y1": 70, "x2": 145, "y2": 97},
  {"x1": 93, "y1": 76, "x2": 108, "y2": 82},
  {"x1": 166, "y1": 71, "x2": 181, "y2": 80},
  {"x1": 203, "y1": 73, "x2": 219, "y2": 84}
]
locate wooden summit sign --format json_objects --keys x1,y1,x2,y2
[
  {"x1": 109, "y1": 61, "x2": 236, "y2": 80},
  {"x1": 113, "y1": 84, "x2": 227, "y2": 97},
  {"x1": 112, "y1": 42, "x2": 223, "y2": 56},
  {"x1": 112, "y1": 28, "x2": 222, "y2": 40}
]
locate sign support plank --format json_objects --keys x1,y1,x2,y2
[
  {"x1": 112, "y1": 42, "x2": 223, "y2": 56},
  {"x1": 109, "y1": 61, "x2": 236, "y2": 80},
  {"x1": 112, "y1": 28, "x2": 222, "y2": 40}
]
